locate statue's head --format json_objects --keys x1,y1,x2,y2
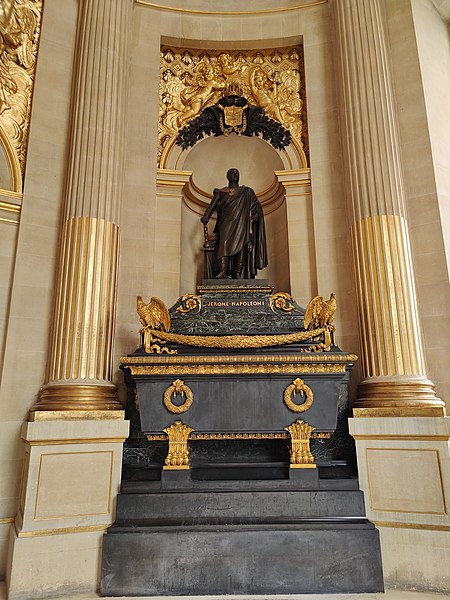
[{"x1": 226, "y1": 168, "x2": 239, "y2": 184}]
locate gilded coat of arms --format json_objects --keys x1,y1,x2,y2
[{"x1": 223, "y1": 105, "x2": 245, "y2": 127}]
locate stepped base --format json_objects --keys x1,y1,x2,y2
[
  {"x1": 101, "y1": 525, "x2": 382, "y2": 596},
  {"x1": 100, "y1": 479, "x2": 384, "y2": 596}
]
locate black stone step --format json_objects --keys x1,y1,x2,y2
[
  {"x1": 100, "y1": 526, "x2": 384, "y2": 596},
  {"x1": 107, "y1": 517, "x2": 375, "y2": 532},
  {"x1": 115, "y1": 489, "x2": 367, "y2": 523},
  {"x1": 121, "y1": 475, "x2": 359, "y2": 493}
]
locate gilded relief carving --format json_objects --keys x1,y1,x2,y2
[
  {"x1": 283, "y1": 378, "x2": 314, "y2": 413},
  {"x1": 0, "y1": 0, "x2": 42, "y2": 177},
  {"x1": 269, "y1": 292, "x2": 301, "y2": 314},
  {"x1": 146, "y1": 326, "x2": 325, "y2": 351},
  {"x1": 175, "y1": 293, "x2": 202, "y2": 315},
  {"x1": 285, "y1": 419, "x2": 316, "y2": 467},
  {"x1": 304, "y1": 293, "x2": 337, "y2": 348},
  {"x1": 163, "y1": 379, "x2": 193, "y2": 414},
  {"x1": 146, "y1": 431, "x2": 332, "y2": 441},
  {"x1": 159, "y1": 46, "x2": 308, "y2": 166},
  {"x1": 129, "y1": 363, "x2": 347, "y2": 376},
  {"x1": 162, "y1": 420, "x2": 194, "y2": 469}
]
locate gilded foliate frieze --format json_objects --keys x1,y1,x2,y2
[
  {"x1": 0, "y1": 0, "x2": 42, "y2": 178},
  {"x1": 129, "y1": 363, "x2": 347, "y2": 376},
  {"x1": 159, "y1": 46, "x2": 308, "y2": 166},
  {"x1": 121, "y1": 353, "x2": 358, "y2": 364},
  {"x1": 146, "y1": 431, "x2": 332, "y2": 441}
]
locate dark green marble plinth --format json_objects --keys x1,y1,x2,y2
[{"x1": 169, "y1": 280, "x2": 304, "y2": 335}]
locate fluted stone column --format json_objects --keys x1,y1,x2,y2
[
  {"x1": 32, "y1": 0, "x2": 131, "y2": 416},
  {"x1": 333, "y1": 0, "x2": 445, "y2": 416}
]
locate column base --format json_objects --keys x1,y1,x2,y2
[
  {"x1": 353, "y1": 377, "x2": 446, "y2": 417},
  {"x1": 349, "y1": 416, "x2": 450, "y2": 593},
  {"x1": 31, "y1": 383, "x2": 124, "y2": 419},
  {"x1": 7, "y1": 419, "x2": 129, "y2": 600}
]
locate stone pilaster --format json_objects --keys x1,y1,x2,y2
[
  {"x1": 275, "y1": 169, "x2": 315, "y2": 307},
  {"x1": 332, "y1": 0, "x2": 445, "y2": 416},
  {"x1": 32, "y1": 0, "x2": 132, "y2": 417},
  {"x1": 155, "y1": 169, "x2": 191, "y2": 303}
]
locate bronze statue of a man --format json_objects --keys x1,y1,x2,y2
[{"x1": 201, "y1": 168, "x2": 268, "y2": 279}]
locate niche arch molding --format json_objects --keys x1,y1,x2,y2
[{"x1": 0, "y1": 124, "x2": 22, "y2": 194}]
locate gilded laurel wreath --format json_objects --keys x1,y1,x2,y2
[
  {"x1": 163, "y1": 379, "x2": 193, "y2": 414},
  {"x1": 284, "y1": 378, "x2": 314, "y2": 413}
]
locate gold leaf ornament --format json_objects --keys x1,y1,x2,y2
[
  {"x1": 163, "y1": 379, "x2": 193, "y2": 414},
  {"x1": 284, "y1": 378, "x2": 314, "y2": 413}
]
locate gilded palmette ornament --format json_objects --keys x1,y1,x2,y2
[
  {"x1": 285, "y1": 419, "x2": 316, "y2": 468},
  {"x1": 163, "y1": 421, "x2": 194, "y2": 470}
]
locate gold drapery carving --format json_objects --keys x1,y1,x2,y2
[
  {"x1": 143, "y1": 326, "x2": 328, "y2": 352},
  {"x1": 0, "y1": 0, "x2": 42, "y2": 178},
  {"x1": 159, "y1": 46, "x2": 308, "y2": 166}
]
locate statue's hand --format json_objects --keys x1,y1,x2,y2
[{"x1": 201, "y1": 215, "x2": 209, "y2": 224}]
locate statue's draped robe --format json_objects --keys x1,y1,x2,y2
[{"x1": 206, "y1": 185, "x2": 268, "y2": 278}]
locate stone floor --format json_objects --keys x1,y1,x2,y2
[
  {"x1": 65, "y1": 595, "x2": 449, "y2": 600},
  {"x1": 1, "y1": 586, "x2": 449, "y2": 600}
]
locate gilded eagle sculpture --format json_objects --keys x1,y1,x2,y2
[
  {"x1": 137, "y1": 296, "x2": 171, "y2": 332},
  {"x1": 304, "y1": 293, "x2": 337, "y2": 349},
  {"x1": 304, "y1": 293, "x2": 336, "y2": 330}
]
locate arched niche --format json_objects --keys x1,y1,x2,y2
[
  {"x1": 183, "y1": 135, "x2": 290, "y2": 292},
  {"x1": 155, "y1": 133, "x2": 312, "y2": 302}
]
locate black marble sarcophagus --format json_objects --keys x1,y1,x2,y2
[
  {"x1": 123, "y1": 281, "x2": 356, "y2": 454},
  {"x1": 100, "y1": 282, "x2": 383, "y2": 596}
]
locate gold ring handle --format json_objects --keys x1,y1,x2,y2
[
  {"x1": 284, "y1": 378, "x2": 314, "y2": 412},
  {"x1": 163, "y1": 379, "x2": 193, "y2": 414}
]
